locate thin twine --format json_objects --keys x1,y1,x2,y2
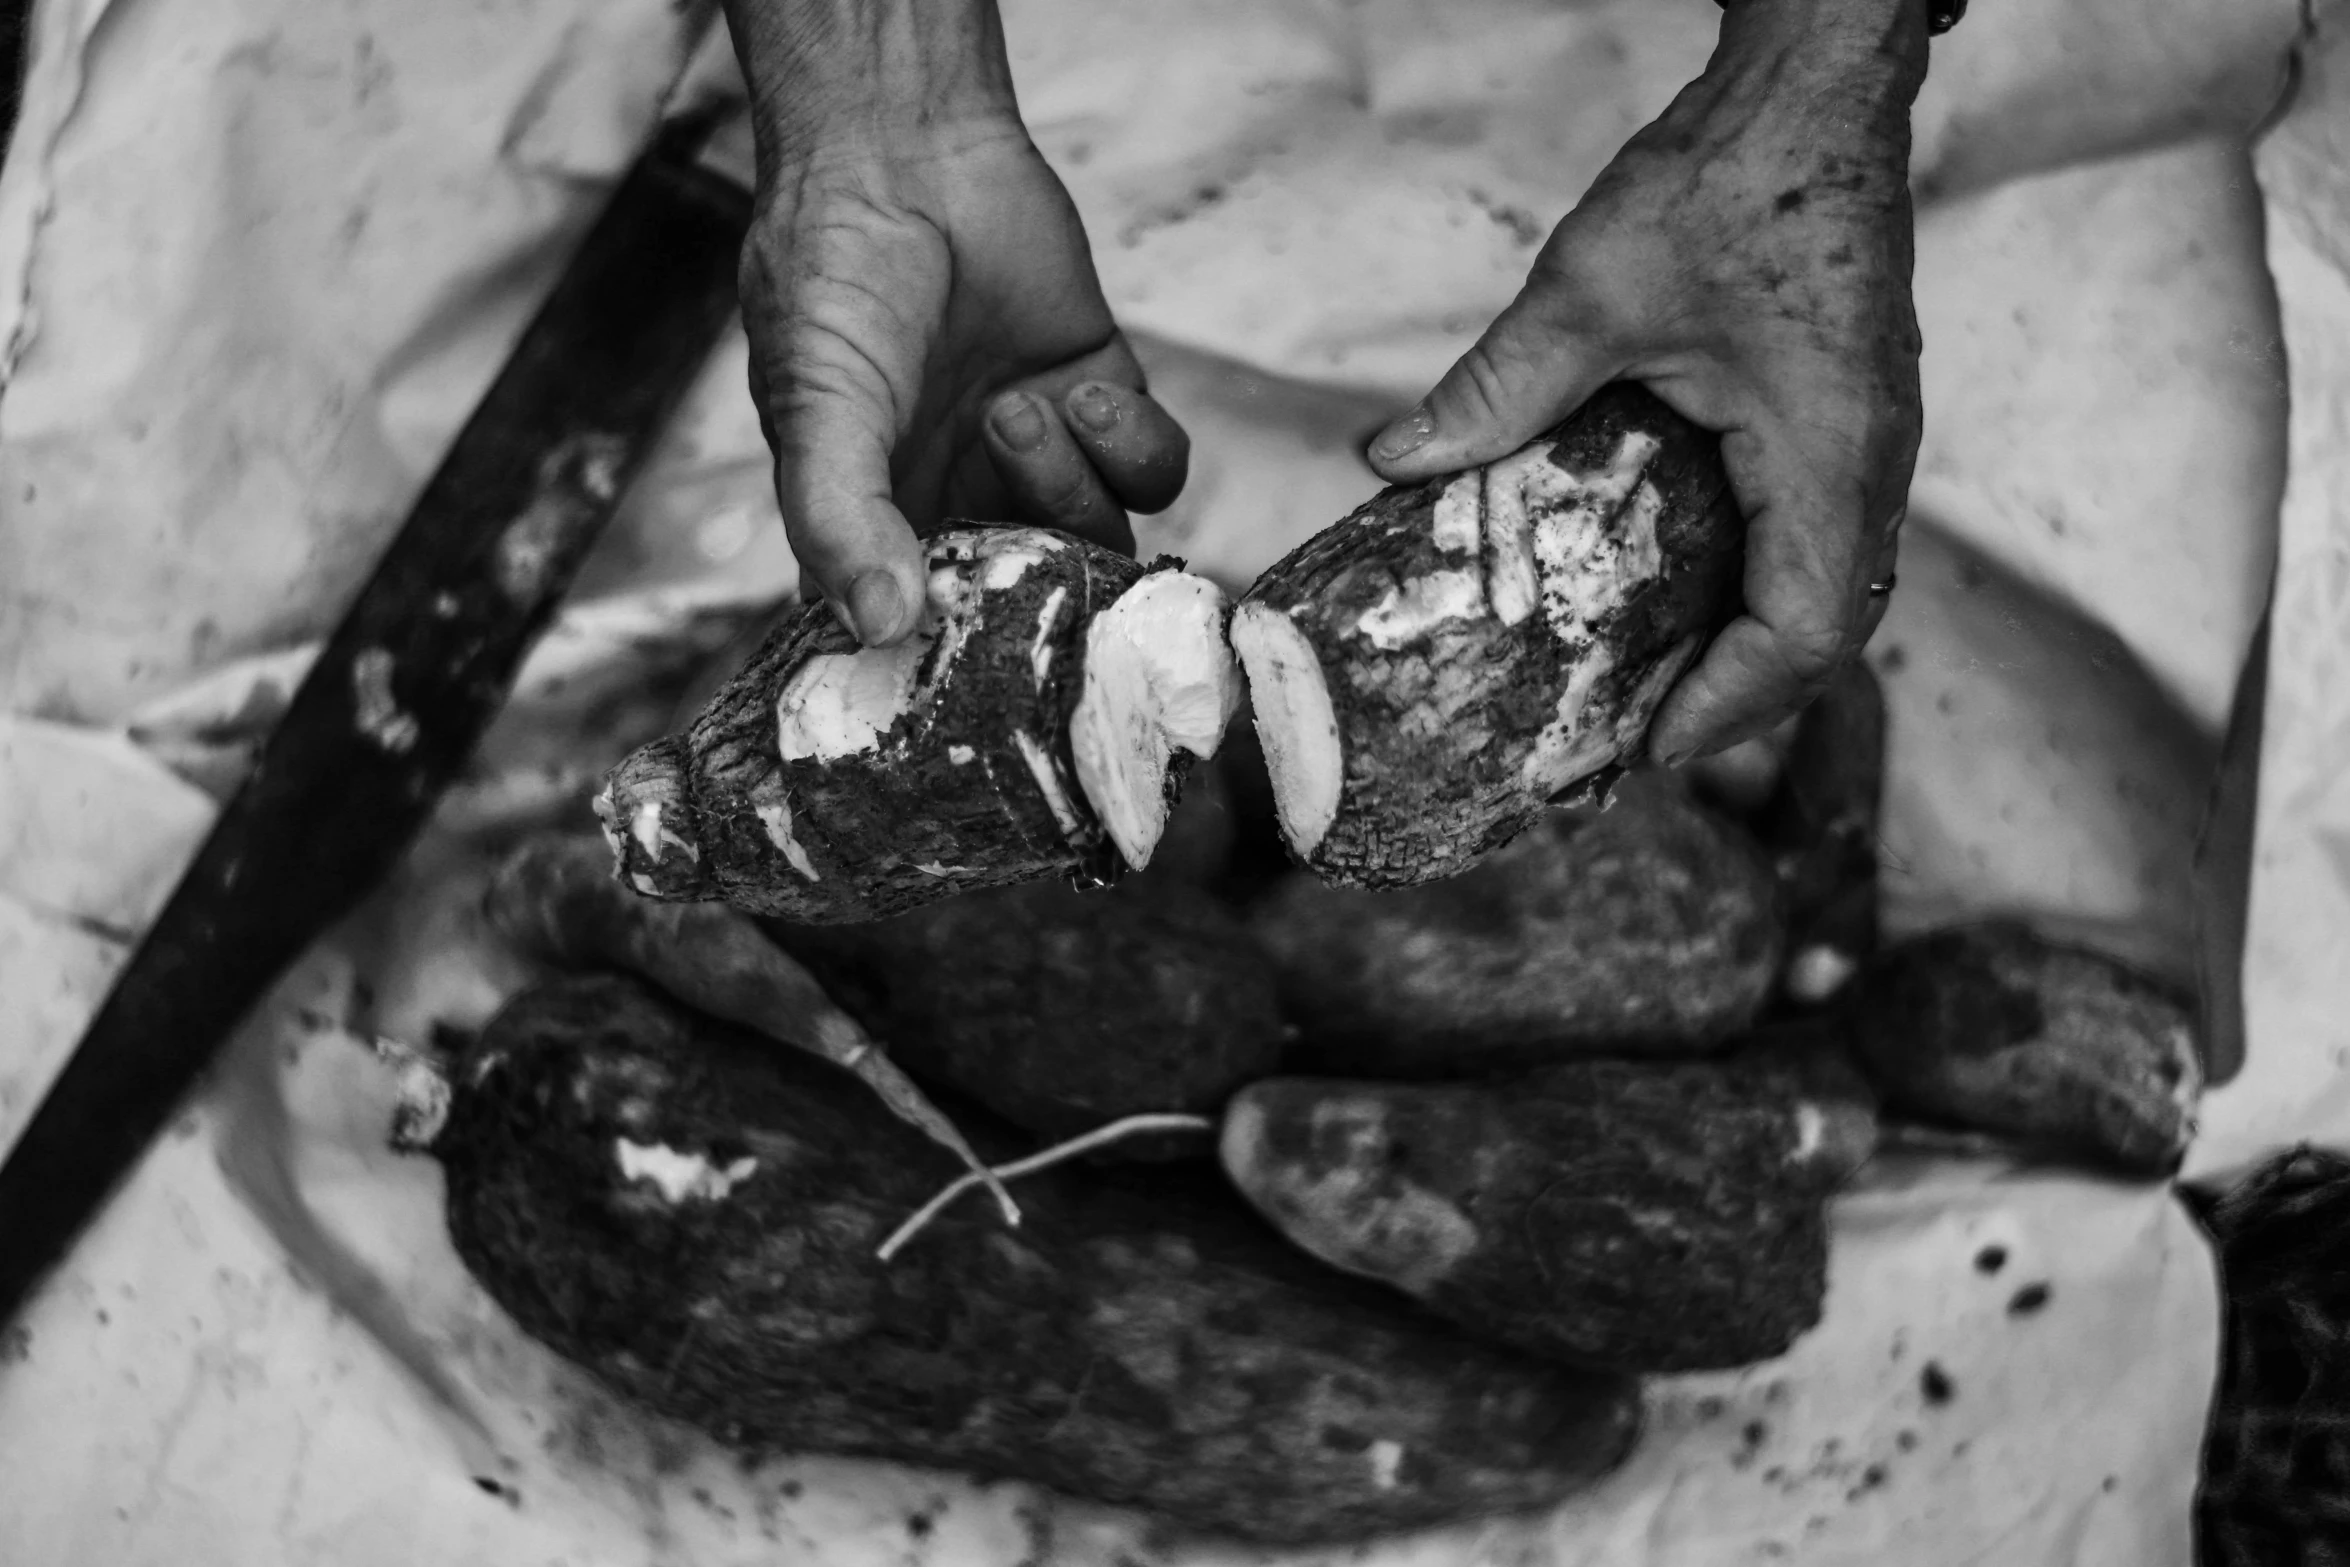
[{"x1": 876, "y1": 1112, "x2": 1217, "y2": 1263}]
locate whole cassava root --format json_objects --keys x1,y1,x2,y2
[
  {"x1": 1229, "y1": 382, "x2": 1744, "y2": 888},
  {"x1": 426, "y1": 975, "x2": 1641, "y2": 1543},
  {"x1": 599, "y1": 528, "x2": 1239, "y2": 922},
  {"x1": 764, "y1": 873, "x2": 1288, "y2": 1150},
  {"x1": 1254, "y1": 771, "x2": 1784, "y2": 1075},
  {"x1": 1219, "y1": 1048, "x2": 1874, "y2": 1373},
  {"x1": 1842, "y1": 920, "x2": 2203, "y2": 1174}
]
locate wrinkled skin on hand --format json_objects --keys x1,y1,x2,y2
[
  {"x1": 1370, "y1": 0, "x2": 1931, "y2": 763},
  {"x1": 724, "y1": 0, "x2": 1190, "y2": 646}
]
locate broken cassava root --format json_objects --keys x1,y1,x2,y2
[
  {"x1": 601, "y1": 389, "x2": 1731, "y2": 913},
  {"x1": 429, "y1": 976, "x2": 1640, "y2": 1543},
  {"x1": 1231, "y1": 382, "x2": 1744, "y2": 888},
  {"x1": 599, "y1": 528, "x2": 1240, "y2": 922}
]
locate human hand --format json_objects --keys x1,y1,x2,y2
[
  {"x1": 1366, "y1": 0, "x2": 1931, "y2": 762},
  {"x1": 724, "y1": 0, "x2": 1189, "y2": 646}
]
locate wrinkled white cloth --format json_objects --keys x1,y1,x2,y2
[{"x1": 0, "y1": 0, "x2": 2338, "y2": 1563}]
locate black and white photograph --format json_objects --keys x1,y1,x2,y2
[{"x1": 0, "y1": 1, "x2": 2339, "y2": 1562}]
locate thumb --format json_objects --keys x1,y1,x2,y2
[
  {"x1": 1367, "y1": 280, "x2": 1620, "y2": 482},
  {"x1": 744, "y1": 295, "x2": 931, "y2": 650}
]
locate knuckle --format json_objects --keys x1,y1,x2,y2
[
  {"x1": 1450, "y1": 346, "x2": 1521, "y2": 427},
  {"x1": 777, "y1": 320, "x2": 904, "y2": 431},
  {"x1": 1773, "y1": 623, "x2": 1851, "y2": 695}
]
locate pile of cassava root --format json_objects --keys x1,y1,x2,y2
[{"x1": 399, "y1": 386, "x2": 2209, "y2": 1546}]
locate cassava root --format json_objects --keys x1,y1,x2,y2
[
  {"x1": 1230, "y1": 382, "x2": 1744, "y2": 887},
  {"x1": 599, "y1": 529, "x2": 1239, "y2": 922}
]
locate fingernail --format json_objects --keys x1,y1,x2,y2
[
  {"x1": 1371, "y1": 405, "x2": 1435, "y2": 463},
  {"x1": 992, "y1": 393, "x2": 1050, "y2": 453},
  {"x1": 844, "y1": 570, "x2": 906, "y2": 645},
  {"x1": 1068, "y1": 383, "x2": 1121, "y2": 434}
]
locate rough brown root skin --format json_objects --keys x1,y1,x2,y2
[
  {"x1": 1254, "y1": 772, "x2": 1785, "y2": 1075},
  {"x1": 597, "y1": 735, "x2": 719, "y2": 902},
  {"x1": 1220, "y1": 1053, "x2": 1859, "y2": 1373},
  {"x1": 601, "y1": 529, "x2": 1177, "y2": 923},
  {"x1": 1843, "y1": 921, "x2": 2203, "y2": 1175},
  {"x1": 1235, "y1": 382, "x2": 1743, "y2": 888},
  {"x1": 764, "y1": 873, "x2": 1287, "y2": 1153},
  {"x1": 436, "y1": 976, "x2": 1641, "y2": 1544}
]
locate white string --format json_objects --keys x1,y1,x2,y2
[{"x1": 875, "y1": 1112, "x2": 1217, "y2": 1263}]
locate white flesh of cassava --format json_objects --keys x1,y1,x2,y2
[
  {"x1": 1069, "y1": 572, "x2": 1242, "y2": 868},
  {"x1": 1228, "y1": 603, "x2": 1343, "y2": 858}
]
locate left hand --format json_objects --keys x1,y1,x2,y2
[{"x1": 1367, "y1": 0, "x2": 1931, "y2": 763}]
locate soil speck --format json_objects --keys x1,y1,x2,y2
[{"x1": 1920, "y1": 1362, "x2": 1955, "y2": 1405}]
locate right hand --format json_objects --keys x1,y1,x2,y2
[{"x1": 726, "y1": 3, "x2": 1189, "y2": 647}]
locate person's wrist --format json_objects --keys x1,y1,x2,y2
[
  {"x1": 724, "y1": 0, "x2": 1024, "y2": 164},
  {"x1": 1715, "y1": 0, "x2": 1933, "y2": 80},
  {"x1": 1705, "y1": 0, "x2": 1930, "y2": 130}
]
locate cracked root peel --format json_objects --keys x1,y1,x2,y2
[
  {"x1": 598, "y1": 529, "x2": 1238, "y2": 922},
  {"x1": 1231, "y1": 383, "x2": 1743, "y2": 888}
]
